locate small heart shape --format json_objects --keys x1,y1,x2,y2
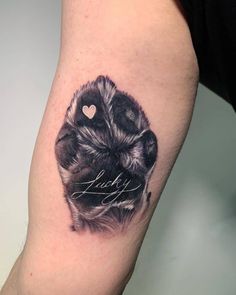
[{"x1": 82, "y1": 104, "x2": 96, "y2": 119}]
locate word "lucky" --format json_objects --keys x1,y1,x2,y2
[{"x1": 70, "y1": 170, "x2": 141, "y2": 205}]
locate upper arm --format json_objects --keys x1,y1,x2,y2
[{"x1": 2, "y1": 1, "x2": 199, "y2": 295}]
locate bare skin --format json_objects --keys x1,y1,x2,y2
[{"x1": 1, "y1": 1, "x2": 198, "y2": 294}]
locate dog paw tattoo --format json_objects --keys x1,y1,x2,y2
[{"x1": 55, "y1": 76, "x2": 158, "y2": 233}]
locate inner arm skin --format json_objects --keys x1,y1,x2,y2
[{"x1": 1, "y1": 1, "x2": 198, "y2": 294}]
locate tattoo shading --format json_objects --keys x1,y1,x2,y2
[{"x1": 55, "y1": 76, "x2": 157, "y2": 232}]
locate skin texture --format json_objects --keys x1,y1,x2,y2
[{"x1": 1, "y1": 1, "x2": 199, "y2": 294}]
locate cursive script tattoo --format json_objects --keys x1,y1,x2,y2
[
  {"x1": 55, "y1": 75, "x2": 158, "y2": 232},
  {"x1": 71, "y1": 170, "x2": 142, "y2": 205}
]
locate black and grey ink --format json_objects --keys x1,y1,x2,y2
[{"x1": 55, "y1": 75, "x2": 158, "y2": 232}]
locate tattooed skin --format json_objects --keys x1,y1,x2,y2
[{"x1": 55, "y1": 76, "x2": 157, "y2": 232}]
